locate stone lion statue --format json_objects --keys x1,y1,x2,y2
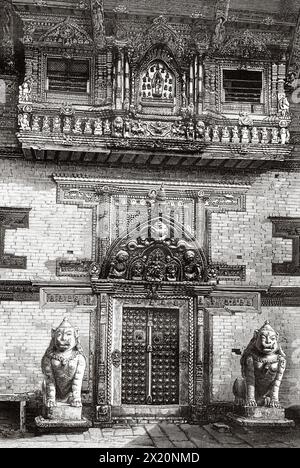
[
  {"x1": 233, "y1": 321, "x2": 286, "y2": 408},
  {"x1": 41, "y1": 318, "x2": 86, "y2": 413}
]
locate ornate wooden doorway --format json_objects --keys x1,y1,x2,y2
[{"x1": 121, "y1": 307, "x2": 179, "y2": 406}]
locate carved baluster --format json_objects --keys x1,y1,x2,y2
[
  {"x1": 271, "y1": 127, "x2": 279, "y2": 144},
  {"x1": 42, "y1": 116, "x2": 50, "y2": 134},
  {"x1": 32, "y1": 116, "x2": 40, "y2": 132},
  {"x1": 53, "y1": 116, "x2": 61, "y2": 133}
]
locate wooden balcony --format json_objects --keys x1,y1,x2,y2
[{"x1": 16, "y1": 110, "x2": 293, "y2": 170}]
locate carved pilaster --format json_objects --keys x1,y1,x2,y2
[
  {"x1": 96, "y1": 292, "x2": 110, "y2": 421},
  {"x1": 195, "y1": 297, "x2": 205, "y2": 407},
  {"x1": 106, "y1": 49, "x2": 113, "y2": 104}
]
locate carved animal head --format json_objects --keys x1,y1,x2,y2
[
  {"x1": 51, "y1": 317, "x2": 79, "y2": 353},
  {"x1": 253, "y1": 321, "x2": 279, "y2": 355}
]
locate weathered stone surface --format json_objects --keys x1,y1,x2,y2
[
  {"x1": 236, "y1": 406, "x2": 285, "y2": 420},
  {"x1": 48, "y1": 404, "x2": 83, "y2": 422}
]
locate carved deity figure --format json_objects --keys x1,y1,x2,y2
[
  {"x1": 131, "y1": 120, "x2": 145, "y2": 136},
  {"x1": 261, "y1": 127, "x2": 269, "y2": 144},
  {"x1": 113, "y1": 116, "x2": 124, "y2": 137},
  {"x1": 84, "y1": 119, "x2": 93, "y2": 135},
  {"x1": 221, "y1": 126, "x2": 230, "y2": 143},
  {"x1": 19, "y1": 80, "x2": 31, "y2": 103},
  {"x1": 32, "y1": 116, "x2": 40, "y2": 132},
  {"x1": 51, "y1": 117, "x2": 60, "y2": 133},
  {"x1": 233, "y1": 321, "x2": 286, "y2": 408},
  {"x1": 104, "y1": 119, "x2": 111, "y2": 135},
  {"x1": 172, "y1": 122, "x2": 186, "y2": 139},
  {"x1": 41, "y1": 318, "x2": 86, "y2": 412},
  {"x1": 280, "y1": 127, "x2": 290, "y2": 145},
  {"x1": 63, "y1": 117, "x2": 71, "y2": 134},
  {"x1": 204, "y1": 127, "x2": 212, "y2": 142},
  {"x1": 91, "y1": 0, "x2": 105, "y2": 47},
  {"x1": 183, "y1": 250, "x2": 202, "y2": 282},
  {"x1": 251, "y1": 127, "x2": 260, "y2": 144},
  {"x1": 18, "y1": 113, "x2": 31, "y2": 131},
  {"x1": 73, "y1": 118, "x2": 82, "y2": 135},
  {"x1": 278, "y1": 93, "x2": 290, "y2": 119},
  {"x1": 152, "y1": 70, "x2": 164, "y2": 98},
  {"x1": 212, "y1": 126, "x2": 220, "y2": 142},
  {"x1": 239, "y1": 112, "x2": 253, "y2": 127},
  {"x1": 94, "y1": 117, "x2": 103, "y2": 136},
  {"x1": 241, "y1": 126, "x2": 249, "y2": 144},
  {"x1": 109, "y1": 250, "x2": 129, "y2": 279},
  {"x1": 212, "y1": 16, "x2": 226, "y2": 48},
  {"x1": 271, "y1": 127, "x2": 279, "y2": 144},
  {"x1": 195, "y1": 120, "x2": 205, "y2": 140},
  {"x1": 232, "y1": 126, "x2": 240, "y2": 144},
  {"x1": 42, "y1": 116, "x2": 51, "y2": 133},
  {"x1": 187, "y1": 120, "x2": 195, "y2": 140},
  {"x1": 131, "y1": 260, "x2": 145, "y2": 280}
]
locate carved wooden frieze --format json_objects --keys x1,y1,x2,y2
[
  {"x1": 0, "y1": 207, "x2": 30, "y2": 269},
  {"x1": 40, "y1": 288, "x2": 96, "y2": 309},
  {"x1": 202, "y1": 292, "x2": 261, "y2": 312},
  {"x1": 0, "y1": 281, "x2": 39, "y2": 301},
  {"x1": 56, "y1": 259, "x2": 93, "y2": 277},
  {"x1": 270, "y1": 217, "x2": 300, "y2": 276}
]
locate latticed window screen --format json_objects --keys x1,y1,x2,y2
[
  {"x1": 223, "y1": 69, "x2": 263, "y2": 103},
  {"x1": 47, "y1": 58, "x2": 89, "y2": 93}
]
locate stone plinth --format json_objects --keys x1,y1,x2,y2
[
  {"x1": 228, "y1": 406, "x2": 295, "y2": 428},
  {"x1": 35, "y1": 404, "x2": 91, "y2": 432}
]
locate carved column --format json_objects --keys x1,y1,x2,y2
[
  {"x1": 96, "y1": 292, "x2": 111, "y2": 422},
  {"x1": 124, "y1": 54, "x2": 130, "y2": 106},
  {"x1": 198, "y1": 61, "x2": 203, "y2": 114},
  {"x1": 271, "y1": 63, "x2": 278, "y2": 113},
  {"x1": 115, "y1": 49, "x2": 123, "y2": 110},
  {"x1": 189, "y1": 59, "x2": 194, "y2": 106}
]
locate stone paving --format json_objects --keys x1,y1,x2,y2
[{"x1": 0, "y1": 423, "x2": 299, "y2": 448}]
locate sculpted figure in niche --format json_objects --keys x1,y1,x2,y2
[
  {"x1": 183, "y1": 250, "x2": 202, "y2": 282},
  {"x1": 233, "y1": 321, "x2": 286, "y2": 408},
  {"x1": 278, "y1": 94, "x2": 290, "y2": 119},
  {"x1": 131, "y1": 260, "x2": 145, "y2": 280},
  {"x1": 152, "y1": 69, "x2": 164, "y2": 98},
  {"x1": 41, "y1": 318, "x2": 86, "y2": 411},
  {"x1": 109, "y1": 250, "x2": 129, "y2": 279}
]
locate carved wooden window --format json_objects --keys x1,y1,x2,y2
[
  {"x1": 141, "y1": 61, "x2": 175, "y2": 101},
  {"x1": 223, "y1": 69, "x2": 263, "y2": 103},
  {"x1": 270, "y1": 217, "x2": 300, "y2": 276},
  {"x1": 46, "y1": 58, "x2": 90, "y2": 94},
  {"x1": 0, "y1": 208, "x2": 30, "y2": 269}
]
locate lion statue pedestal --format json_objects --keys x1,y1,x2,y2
[
  {"x1": 228, "y1": 321, "x2": 294, "y2": 428},
  {"x1": 35, "y1": 318, "x2": 91, "y2": 431}
]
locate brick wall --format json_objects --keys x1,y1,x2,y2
[
  {"x1": 212, "y1": 308, "x2": 300, "y2": 407},
  {"x1": 0, "y1": 159, "x2": 299, "y2": 286},
  {"x1": 210, "y1": 170, "x2": 300, "y2": 287}
]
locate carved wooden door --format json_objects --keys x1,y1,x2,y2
[{"x1": 121, "y1": 308, "x2": 179, "y2": 405}]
